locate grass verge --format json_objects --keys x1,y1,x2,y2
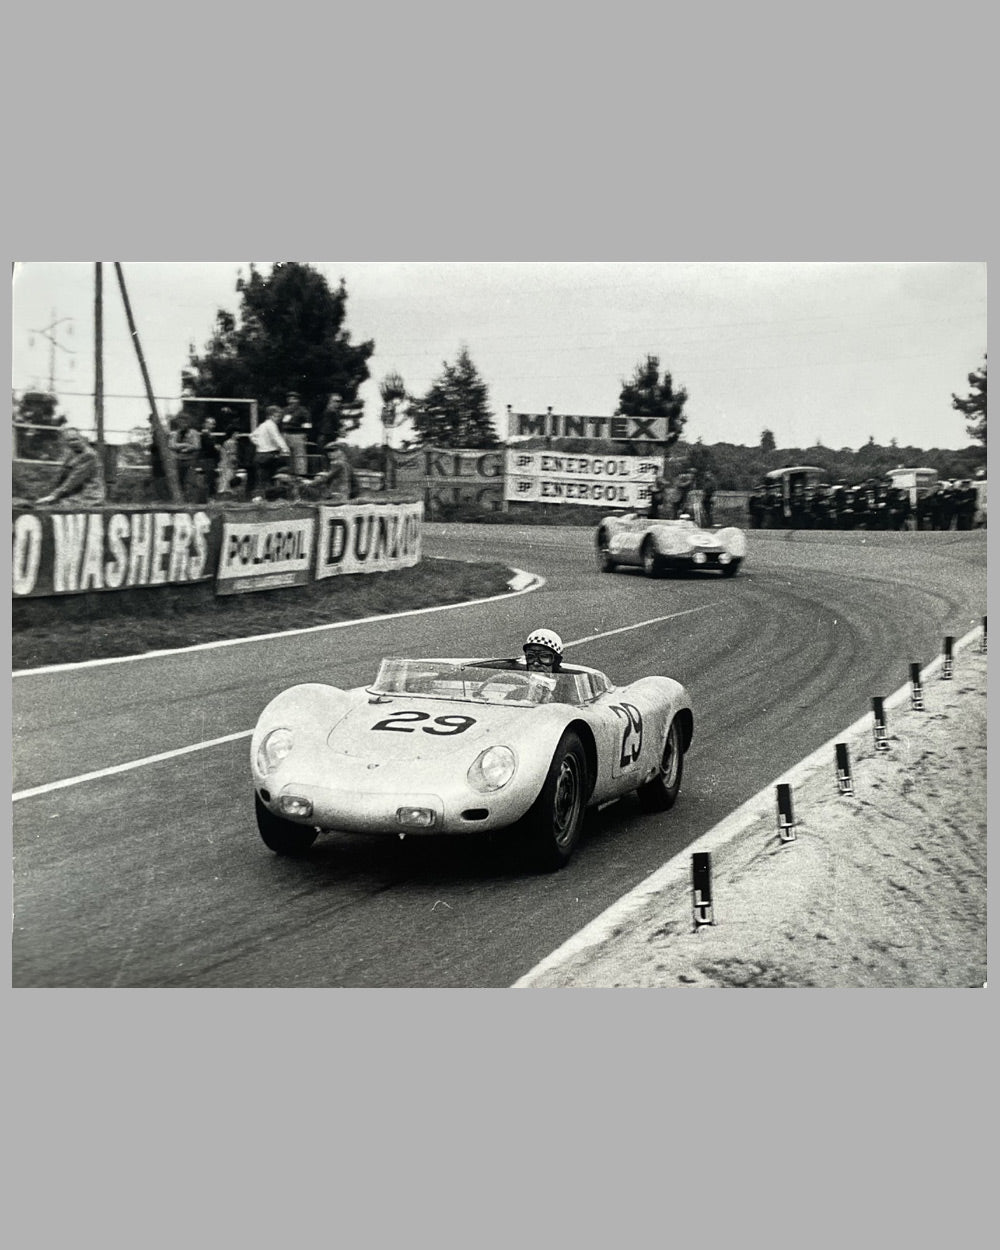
[{"x1": 12, "y1": 557, "x2": 516, "y2": 670}]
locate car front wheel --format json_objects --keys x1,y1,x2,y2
[
  {"x1": 641, "y1": 540, "x2": 662, "y2": 578},
  {"x1": 255, "y1": 793, "x2": 319, "y2": 856},
  {"x1": 721, "y1": 558, "x2": 743, "y2": 578},
  {"x1": 520, "y1": 731, "x2": 588, "y2": 871},
  {"x1": 636, "y1": 717, "x2": 684, "y2": 812},
  {"x1": 596, "y1": 530, "x2": 616, "y2": 572}
]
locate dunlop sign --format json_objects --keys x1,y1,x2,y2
[
  {"x1": 504, "y1": 450, "x2": 660, "y2": 508},
  {"x1": 217, "y1": 509, "x2": 316, "y2": 594},
  {"x1": 509, "y1": 411, "x2": 671, "y2": 441},
  {"x1": 315, "y1": 501, "x2": 423, "y2": 578},
  {"x1": 12, "y1": 507, "x2": 213, "y2": 597}
]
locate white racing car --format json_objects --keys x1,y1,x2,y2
[
  {"x1": 596, "y1": 513, "x2": 747, "y2": 577},
  {"x1": 252, "y1": 655, "x2": 693, "y2": 870}
]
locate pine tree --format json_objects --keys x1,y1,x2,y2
[
  {"x1": 616, "y1": 355, "x2": 688, "y2": 447},
  {"x1": 411, "y1": 346, "x2": 499, "y2": 448},
  {"x1": 952, "y1": 357, "x2": 987, "y2": 446}
]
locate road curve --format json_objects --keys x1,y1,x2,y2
[{"x1": 12, "y1": 525, "x2": 986, "y2": 987}]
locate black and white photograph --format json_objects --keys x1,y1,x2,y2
[{"x1": 11, "y1": 259, "x2": 987, "y2": 989}]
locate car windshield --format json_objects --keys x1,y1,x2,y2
[
  {"x1": 369, "y1": 658, "x2": 609, "y2": 706},
  {"x1": 370, "y1": 658, "x2": 558, "y2": 706}
]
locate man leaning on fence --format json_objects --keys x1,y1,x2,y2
[
  {"x1": 34, "y1": 429, "x2": 106, "y2": 506},
  {"x1": 249, "y1": 406, "x2": 291, "y2": 500}
]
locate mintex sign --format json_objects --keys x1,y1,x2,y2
[
  {"x1": 504, "y1": 450, "x2": 660, "y2": 507},
  {"x1": 508, "y1": 411, "x2": 671, "y2": 441},
  {"x1": 315, "y1": 501, "x2": 423, "y2": 578},
  {"x1": 12, "y1": 507, "x2": 214, "y2": 597},
  {"x1": 216, "y1": 509, "x2": 316, "y2": 594}
]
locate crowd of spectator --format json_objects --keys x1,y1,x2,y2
[
  {"x1": 747, "y1": 477, "x2": 982, "y2": 531},
  {"x1": 149, "y1": 390, "x2": 358, "y2": 504}
]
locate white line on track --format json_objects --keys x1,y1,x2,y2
[
  {"x1": 12, "y1": 569, "x2": 546, "y2": 679},
  {"x1": 12, "y1": 600, "x2": 715, "y2": 802},
  {"x1": 13, "y1": 731, "x2": 253, "y2": 802}
]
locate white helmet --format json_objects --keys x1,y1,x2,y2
[{"x1": 524, "y1": 628, "x2": 563, "y2": 657}]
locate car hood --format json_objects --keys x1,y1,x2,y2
[{"x1": 327, "y1": 695, "x2": 537, "y2": 762}]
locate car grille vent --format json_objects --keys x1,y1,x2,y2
[{"x1": 461, "y1": 809, "x2": 490, "y2": 821}]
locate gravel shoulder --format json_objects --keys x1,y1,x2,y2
[{"x1": 517, "y1": 637, "x2": 987, "y2": 989}]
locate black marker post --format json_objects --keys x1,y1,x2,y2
[
  {"x1": 910, "y1": 662, "x2": 924, "y2": 711},
  {"x1": 872, "y1": 697, "x2": 890, "y2": 752},
  {"x1": 776, "y1": 783, "x2": 796, "y2": 843},
  {"x1": 942, "y1": 636, "x2": 954, "y2": 681},
  {"x1": 835, "y1": 743, "x2": 854, "y2": 795},
  {"x1": 692, "y1": 852, "x2": 714, "y2": 929}
]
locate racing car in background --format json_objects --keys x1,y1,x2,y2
[
  {"x1": 252, "y1": 655, "x2": 693, "y2": 870},
  {"x1": 596, "y1": 513, "x2": 747, "y2": 578}
]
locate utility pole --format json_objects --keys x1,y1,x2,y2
[
  {"x1": 94, "y1": 263, "x2": 105, "y2": 461},
  {"x1": 114, "y1": 262, "x2": 182, "y2": 504}
]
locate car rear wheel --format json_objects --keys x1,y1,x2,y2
[
  {"x1": 636, "y1": 717, "x2": 684, "y2": 812},
  {"x1": 641, "y1": 539, "x2": 662, "y2": 578},
  {"x1": 721, "y1": 558, "x2": 743, "y2": 578},
  {"x1": 255, "y1": 793, "x2": 319, "y2": 856},
  {"x1": 521, "y1": 731, "x2": 588, "y2": 871},
  {"x1": 596, "y1": 530, "x2": 616, "y2": 572}
]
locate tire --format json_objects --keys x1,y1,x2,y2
[
  {"x1": 255, "y1": 793, "x2": 319, "y2": 857},
  {"x1": 636, "y1": 717, "x2": 684, "y2": 813},
  {"x1": 641, "y1": 539, "x2": 662, "y2": 578},
  {"x1": 520, "y1": 731, "x2": 588, "y2": 871},
  {"x1": 720, "y1": 558, "x2": 742, "y2": 578},
  {"x1": 596, "y1": 530, "x2": 616, "y2": 572}
]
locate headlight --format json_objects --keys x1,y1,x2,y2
[
  {"x1": 256, "y1": 727, "x2": 294, "y2": 775},
  {"x1": 468, "y1": 746, "x2": 516, "y2": 792}
]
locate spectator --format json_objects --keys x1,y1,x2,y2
[
  {"x1": 168, "y1": 410, "x2": 201, "y2": 498},
  {"x1": 215, "y1": 424, "x2": 243, "y2": 497},
  {"x1": 700, "y1": 469, "x2": 716, "y2": 526},
  {"x1": 35, "y1": 429, "x2": 106, "y2": 506},
  {"x1": 281, "y1": 390, "x2": 312, "y2": 476},
  {"x1": 670, "y1": 468, "x2": 695, "y2": 519},
  {"x1": 248, "y1": 405, "x2": 291, "y2": 500},
  {"x1": 197, "y1": 415, "x2": 221, "y2": 499},
  {"x1": 646, "y1": 476, "x2": 667, "y2": 519},
  {"x1": 302, "y1": 441, "x2": 355, "y2": 503},
  {"x1": 315, "y1": 392, "x2": 343, "y2": 453}
]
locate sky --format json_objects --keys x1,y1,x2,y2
[{"x1": 10, "y1": 261, "x2": 987, "y2": 452}]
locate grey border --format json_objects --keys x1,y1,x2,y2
[{"x1": 6, "y1": 14, "x2": 993, "y2": 1243}]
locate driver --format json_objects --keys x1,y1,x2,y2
[{"x1": 522, "y1": 628, "x2": 564, "y2": 674}]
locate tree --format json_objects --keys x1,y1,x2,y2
[
  {"x1": 952, "y1": 356, "x2": 986, "y2": 446},
  {"x1": 616, "y1": 355, "x2": 688, "y2": 448},
  {"x1": 760, "y1": 428, "x2": 776, "y2": 452},
  {"x1": 182, "y1": 262, "x2": 374, "y2": 439},
  {"x1": 15, "y1": 391, "x2": 60, "y2": 425},
  {"x1": 411, "y1": 346, "x2": 499, "y2": 448}
]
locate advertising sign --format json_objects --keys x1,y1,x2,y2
[
  {"x1": 509, "y1": 411, "x2": 671, "y2": 441},
  {"x1": 503, "y1": 450, "x2": 660, "y2": 508},
  {"x1": 216, "y1": 508, "x2": 316, "y2": 595},
  {"x1": 393, "y1": 447, "x2": 503, "y2": 511},
  {"x1": 12, "y1": 506, "x2": 214, "y2": 598},
  {"x1": 315, "y1": 501, "x2": 423, "y2": 579}
]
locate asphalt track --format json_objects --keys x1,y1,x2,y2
[{"x1": 11, "y1": 524, "x2": 987, "y2": 988}]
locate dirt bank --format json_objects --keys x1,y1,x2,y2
[{"x1": 518, "y1": 640, "x2": 987, "y2": 989}]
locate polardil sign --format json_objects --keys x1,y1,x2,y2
[{"x1": 216, "y1": 509, "x2": 316, "y2": 594}]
